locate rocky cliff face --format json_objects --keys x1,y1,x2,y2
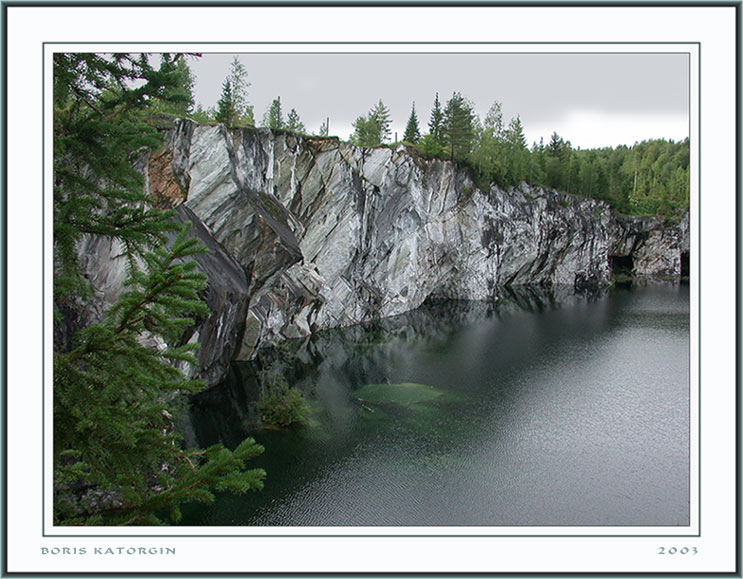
[
  {"x1": 609, "y1": 212, "x2": 690, "y2": 278},
  {"x1": 82, "y1": 120, "x2": 689, "y2": 386}
]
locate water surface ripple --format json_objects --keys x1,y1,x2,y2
[{"x1": 184, "y1": 284, "x2": 690, "y2": 526}]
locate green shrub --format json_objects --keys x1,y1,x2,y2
[
  {"x1": 257, "y1": 371, "x2": 307, "y2": 427},
  {"x1": 416, "y1": 134, "x2": 446, "y2": 159}
]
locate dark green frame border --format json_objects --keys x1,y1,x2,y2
[{"x1": 40, "y1": 41, "x2": 701, "y2": 540}]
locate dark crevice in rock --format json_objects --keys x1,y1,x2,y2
[{"x1": 680, "y1": 251, "x2": 690, "y2": 278}]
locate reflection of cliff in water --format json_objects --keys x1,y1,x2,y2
[
  {"x1": 186, "y1": 284, "x2": 610, "y2": 448},
  {"x1": 307, "y1": 284, "x2": 609, "y2": 355},
  {"x1": 183, "y1": 282, "x2": 688, "y2": 527}
]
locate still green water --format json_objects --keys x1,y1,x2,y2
[{"x1": 183, "y1": 283, "x2": 690, "y2": 526}]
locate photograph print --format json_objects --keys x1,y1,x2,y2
[{"x1": 52, "y1": 48, "x2": 692, "y2": 529}]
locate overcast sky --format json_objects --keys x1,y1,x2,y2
[{"x1": 188, "y1": 52, "x2": 689, "y2": 150}]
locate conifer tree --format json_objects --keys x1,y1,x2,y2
[
  {"x1": 529, "y1": 139, "x2": 547, "y2": 185},
  {"x1": 403, "y1": 102, "x2": 421, "y2": 144},
  {"x1": 351, "y1": 114, "x2": 380, "y2": 147},
  {"x1": 147, "y1": 57, "x2": 195, "y2": 117},
  {"x1": 428, "y1": 92, "x2": 446, "y2": 148},
  {"x1": 545, "y1": 131, "x2": 571, "y2": 190},
  {"x1": 351, "y1": 100, "x2": 391, "y2": 147},
  {"x1": 443, "y1": 92, "x2": 475, "y2": 162},
  {"x1": 263, "y1": 97, "x2": 284, "y2": 130},
  {"x1": 351, "y1": 99, "x2": 390, "y2": 147},
  {"x1": 53, "y1": 53, "x2": 265, "y2": 525},
  {"x1": 286, "y1": 108, "x2": 305, "y2": 133},
  {"x1": 504, "y1": 116, "x2": 529, "y2": 185},
  {"x1": 370, "y1": 99, "x2": 392, "y2": 143},
  {"x1": 470, "y1": 100, "x2": 506, "y2": 185},
  {"x1": 227, "y1": 56, "x2": 253, "y2": 126},
  {"x1": 216, "y1": 79, "x2": 237, "y2": 127},
  {"x1": 317, "y1": 117, "x2": 329, "y2": 137},
  {"x1": 505, "y1": 115, "x2": 527, "y2": 149},
  {"x1": 191, "y1": 103, "x2": 217, "y2": 124}
]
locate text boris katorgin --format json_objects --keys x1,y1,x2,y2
[{"x1": 41, "y1": 546, "x2": 176, "y2": 556}]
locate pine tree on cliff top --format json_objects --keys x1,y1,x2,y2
[
  {"x1": 370, "y1": 99, "x2": 392, "y2": 143},
  {"x1": 428, "y1": 92, "x2": 445, "y2": 146},
  {"x1": 147, "y1": 56, "x2": 195, "y2": 117},
  {"x1": 286, "y1": 108, "x2": 305, "y2": 134},
  {"x1": 263, "y1": 96, "x2": 285, "y2": 130},
  {"x1": 443, "y1": 92, "x2": 475, "y2": 161},
  {"x1": 227, "y1": 55, "x2": 252, "y2": 125},
  {"x1": 53, "y1": 53, "x2": 265, "y2": 525},
  {"x1": 216, "y1": 78, "x2": 237, "y2": 127},
  {"x1": 403, "y1": 102, "x2": 421, "y2": 144}
]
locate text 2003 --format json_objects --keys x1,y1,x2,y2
[{"x1": 658, "y1": 547, "x2": 698, "y2": 555}]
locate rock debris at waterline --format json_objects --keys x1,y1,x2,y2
[{"x1": 78, "y1": 120, "x2": 690, "y2": 387}]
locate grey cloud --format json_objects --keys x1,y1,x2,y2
[{"x1": 189, "y1": 51, "x2": 689, "y2": 148}]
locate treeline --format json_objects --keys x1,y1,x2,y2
[
  {"x1": 352, "y1": 93, "x2": 689, "y2": 218},
  {"x1": 154, "y1": 57, "x2": 690, "y2": 219},
  {"x1": 528, "y1": 136, "x2": 690, "y2": 217},
  {"x1": 163, "y1": 56, "x2": 323, "y2": 135}
]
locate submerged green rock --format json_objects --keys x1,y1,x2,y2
[{"x1": 355, "y1": 382, "x2": 444, "y2": 407}]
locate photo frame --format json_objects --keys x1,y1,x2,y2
[{"x1": 4, "y1": 3, "x2": 737, "y2": 574}]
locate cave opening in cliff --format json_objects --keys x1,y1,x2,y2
[
  {"x1": 680, "y1": 251, "x2": 690, "y2": 278},
  {"x1": 609, "y1": 255, "x2": 634, "y2": 285}
]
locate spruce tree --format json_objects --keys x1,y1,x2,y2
[
  {"x1": 227, "y1": 56, "x2": 253, "y2": 126},
  {"x1": 443, "y1": 92, "x2": 475, "y2": 162},
  {"x1": 286, "y1": 108, "x2": 305, "y2": 133},
  {"x1": 403, "y1": 102, "x2": 420, "y2": 144},
  {"x1": 370, "y1": 99, "x2": 391, "y2": 143},
  {"x1": 53, "y1": 53, "x2": 265, "y2": 525},
  {"x1": 263, "y1": 97, "x2": 284, "y2": 130},
  {"x1": 546, "y1": 132, "x2": 570, "y2": 190},
  {"x1": 351, "y1": 100, "x2": 391, "y2": 147},
  {"x1": 216, "y1": 79, "x2": 237, "y2": 127},
  {"x1": 428, "y1": 92, "x2": 445, "y2": 148},
  {"x1": 147, "y1": 57, "x2": 195, "y2": 117},
  {"x1": 504, "y1": 116, "x2": 529, "y2": 185}
]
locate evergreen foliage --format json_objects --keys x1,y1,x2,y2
[
  {"x1": 370, "y1": 99, "x2": 392, "y2": 143},
  {"x1": 352, "y1": 100, "x2": 391, "y2": 146},
  {"x1": 215, "y1": 79, "x2": 237, "y2": 127},
  {"x1": 443, "y1": 92, "x2": 476, "y2": 162},
  {"x1": 256, "y1": 369, "x2": 308, "y2": 428},
  {"x1": 469, "y1": 101, "x2": 506, "y2": 186},
  {"x1": 402, "y1": 90, "x2": 688, "y2": 218},
  {"x1": 317, "y1": 118, "x2": 330, "y2": 137},
  {"x1": 351, "y1": 115, "x2": 380, "y2": 147},
  {"x1": 190, "y1": 104, "x2": 218, "y2": 125},
  {"x1": 53, "y1": 53, "x2": 265, "y2": 525},
  {"x1": 403, "y1": 102, "x2": 421, "y2": 144},
  {"x1": 500, "y1": 116, "x2": 530, "y2": 186},
  {"x1": 416, "y1": 134, "x2": 446, "y2": 158},
  {"x1": 286, "y1": 108, "x2": 305, "y2": 133},
  {"x1": 213, "y1": 57, "x2": 254, "y2": 127},
  {"x1": 427, "y1": 92, "x2": 446, "y2": 151},
  {"x1": 263, "y1": 97, "x2": 284, "y2": 130},
  {"x1": 226, "y1": 56, "x2": 254, "y2": 126},
  {"x1": 146, "y1": 57, "x2": 195, "y2": 117}
]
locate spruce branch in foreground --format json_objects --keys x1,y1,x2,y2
[{"x1": 53, "y1": 52, "x2": 265, "y2": 525}]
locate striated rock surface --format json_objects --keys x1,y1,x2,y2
[
  {"x1": 608, "y1": 214, "x2": 688, "y2": 278},
  {"x1": 169, "y1": 205, "x2": 251, "y2": 385},
  {"x1": 71, "y1": 120, "x2": 689, "y2": 386},
  {"x1": 141, "y1": 120, "x2": 689, "y2": 382},
  {"x1": 76, "y1": 204, "x2": 251, "y2": 385}
]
